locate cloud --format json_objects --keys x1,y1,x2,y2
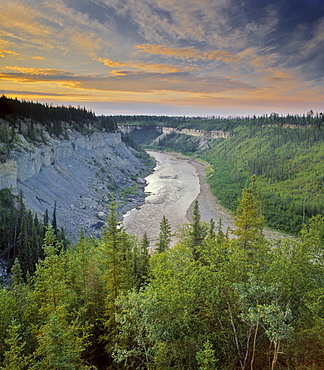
[
  {"x1": 3, "y1": 66, "x2": 75, "y2": 76},
  {"x1": 93, "y1": 57, "x2": 196, "y2": 73},
  {"x1": 68, "y1": 71, "x2": 256, "y2": 95},
  {"x1": 135, "y1": 44, "x2": 203, "y2": 60},
  {"x1": 0, "y1": 64, "x2": 255, "y2": 95},
  {"x1": 0, "y1": 0, "x2": 109, "y2": 58},
  {"x1": 135, "y1": 44, "x2": 238, "y2": 63},
  {"x1": 93, "y1": 58, "x2": 125, "y2": 68},
  {"x1": 0, "y1": 50, "x2": 19, "y2": 57}
]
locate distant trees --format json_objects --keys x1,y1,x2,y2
[{"x1": 0, "y1": 96, "x2": 117, "y2": 143}]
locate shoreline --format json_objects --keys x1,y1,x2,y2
[{"x1": 185, "y1": 156, "x2": 234, "y2": 233}]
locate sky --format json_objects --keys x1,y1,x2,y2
[{"x1": 0, "y1": 0, "x2": 323, "y2": 117}]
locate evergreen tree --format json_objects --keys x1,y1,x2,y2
[
  {"x1": 190, "y1": 201, "x2": 206, "y2": 260},
  {"x1": 156, "y1": 215, "x2": 172, "y2": 253},
  {"x1": 43, "y1": 209, "x2": 49, "y2": 232},
  {"x1": 233, "y1": 175, "x2": 265, "y2": 250},
  {"x1": 16, "y1": 212, "x2": 32, "y2": 278},
  {"x1": 139, "y1": 231, "x2": 150, "y2": 282},
  {"x1": 52, "y1": 201, "x2": 58, "y2": 236},
  {"x1": 1, "y1": 320, "x2": 31, "y2": 370},
  {"x1": 11, "y1": 258, "x2": 23, "y2": 287},
  {"x1": 101, "y1": 203, "x2": 132, "y2": 356}
]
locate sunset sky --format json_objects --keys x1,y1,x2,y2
[{"x1": 1, "y1": 0, "x2": 323, "y2": 116}]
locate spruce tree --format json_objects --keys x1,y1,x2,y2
[
  {"x1": 190, "y1": 201, "x2": 205, "y2": 260},
  {"x1": 233, "y1": 175, "x2": 265, "y2": 250},
  {"x1": 140, "y1": 231, "x2": 150, "y2": 280},
  {"x1": 156, "y1": 215, "x2": 172, "y2": 253},
  {"x1": 101, "y1": 202, "x2": 132, "y2": 353}
]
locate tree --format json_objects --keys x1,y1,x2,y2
[
  {"x1": 1, "y1": 320, "x2": 31, "y2": 370},
  {"x1": 100, "y1": 202, "x2": 132, "y2": 357},
  {"x1": 16, "y1": 212, "x2": 32, "y2": 278},
  {"x1": 189, "y1": 201, "x2": 207, "y2": 260},
  {"x1": 34, "y1": 307, "x2": 90, "y2": 370},
  {"x1": 32, "y1": 225, "x2": 91, "y2": 369},
  {"x1": 233, "y1": 175, "x2": 265, "y2": 251},
  {"x1": 11, "y1": 258, "x2": 23, "y2": 287},
  {"x1": 156, "y1": 215, "x2": 172, "y2": 253},
  {"x1": 196, "y1": 340, "x2": 219, "y2": 370},
  {"x1": 139, "y1": 231, "x2": 150, "y2": 283},
  {"x1": 132, "y1": 232, "x2": 150, "y2": 290}
]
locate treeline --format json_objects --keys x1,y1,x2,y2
[
  {"x1": 0, "y1": 179, "x2": 323, "y2": 369},
  {"x1": 0, "y1": 96, "x2": 117, "y2": 140},
  {"x1": 0, "y1": 189, "x2": 67, "y2": 276},
  {"x1": 113, "y1": 111, "x2": 323, "y2": 132}
]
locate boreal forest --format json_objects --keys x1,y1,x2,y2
[{"x1": 0, "y1": 97, "x2": 323, "y2": 369}]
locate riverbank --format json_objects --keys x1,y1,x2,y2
[{"x1": 186, "y1": 157, "x2": 234, "y2": 232}]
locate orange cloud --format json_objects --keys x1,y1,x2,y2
[
  {"x1": 135, "y1": 44, "x2": 238, "y2": 63},
  {"x1": 206, "y1": 50, "x2": 239, "y2": 63},
  {"x1": 3, "y1": 66, "x2": 75, "y2": 76},
  {"x1": 32, "y1": 56, "x2": 46, "y2": 60},
  {"x1": 93, "y1": 58, "x2": 125, "y2": 68},
  {"x1": 0, "y1": 49, "x2": 19, "y2": 57},
  {"x1": 93, "y1": 57, "x2": 196, "y2": 74}
]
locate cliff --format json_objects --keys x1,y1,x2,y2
[
  {"x1": 0, "y1": 126, "x2": 154, "y2": 240},
  {"x1": 161, "y1": 127, "x2": 231, "y2": 139}
]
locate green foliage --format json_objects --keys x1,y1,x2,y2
[
  {"x1": 0, "y1": 289, "x2": 18, "y2": 362},
  {"x1": 1, "y1": 320, "x2": 31, "y2": 370},
  {"x1": 196, "y1": 340, "x2": 218, "y2": 370},
  {"x1": 0, "y1": 181, "x2": 323, "y2": 369}
]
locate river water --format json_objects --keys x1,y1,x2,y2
[{"x1": 123, "y1": 151, "x2": 200, "y2": 247}]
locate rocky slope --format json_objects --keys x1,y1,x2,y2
[{"x1": 0, "y1": 122, "x2": 154, "y2": 240}]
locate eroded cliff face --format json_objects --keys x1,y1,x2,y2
[
  {"x1": 0, "y1": 129, "x2": 153, "y2": 240},
  {"x1": 161, "y1": 127, "x2": 231, "y2": 139}
]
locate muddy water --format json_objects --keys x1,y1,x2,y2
[{"x1": 123, "y1": 151, "x2": 200, "y2": 247}]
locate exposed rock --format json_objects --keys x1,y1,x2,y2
[{"x1": 0, "y1": 128, "x2": 155, "y2": 241}]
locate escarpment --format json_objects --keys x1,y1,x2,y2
[{"x1": 0, "y1": 127, "x2": 154, "y2": 240}]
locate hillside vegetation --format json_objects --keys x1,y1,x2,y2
[{"x1": 202, "y1": 123, "x2": 324, "y2": 234}]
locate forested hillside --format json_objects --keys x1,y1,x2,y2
[
  {"x1": 0, "y1": 181, "x2": 323, "y2": 369},
  {"x1": 202, "y1": 123, "x2": 324, "y2": 234}
]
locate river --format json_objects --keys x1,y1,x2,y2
[{"x1": 123, "y1": 151, "x2": 234, "y2": 248}]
